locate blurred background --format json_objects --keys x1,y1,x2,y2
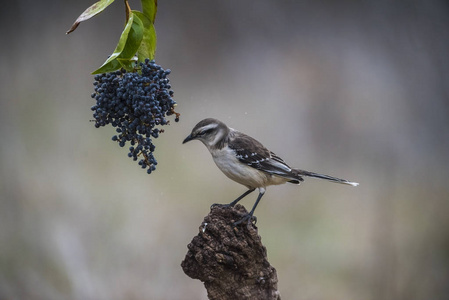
[{"x1": 1, "y1": 0, "x2": 449, "y2": 299}]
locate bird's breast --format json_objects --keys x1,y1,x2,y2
[{"x1": 211, "y1": 147, "x2": 267, "y2": 189}]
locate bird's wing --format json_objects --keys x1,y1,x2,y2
[{"x1": 229, "y1": 132, "x2": 301, "y2": 180}]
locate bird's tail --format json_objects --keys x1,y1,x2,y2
[{"x1": 293, "y1": 169, "x2": 359, "y2": 186}]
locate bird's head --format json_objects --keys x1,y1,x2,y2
[{"x1": 183, "y1": 118, "x2": 230, "y2": 149}]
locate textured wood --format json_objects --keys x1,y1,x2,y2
[{"x1": 181, "y1": 205, "x2": 281, "y2": 300}]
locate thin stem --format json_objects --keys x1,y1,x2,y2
[{"x1": 124, "y1": 0, "x2": 131, "y2": 22}]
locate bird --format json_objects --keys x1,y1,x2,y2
[{"x1": 183, "y1": 118, "x2": 358, "y2": 225}]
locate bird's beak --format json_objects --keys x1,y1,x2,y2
[{"x1": 182, "y1": 134, "x2": 194, "y2": 144}]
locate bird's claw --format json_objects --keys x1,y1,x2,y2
[{"x1": 233, "y1": 214, "x2": 257, "y2": 227}]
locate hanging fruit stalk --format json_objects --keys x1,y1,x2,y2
[{"x1": 68, "y1": 0, "x2": 179, "y2": 174}]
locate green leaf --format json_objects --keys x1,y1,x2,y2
[
  {"x1": 132, "y1": 11, "x2": 157, "y2": 61},
  {"x1": 141, "y1": 0, "x2": 157, "y2": 23},
  {"x1": 116, "y1": 58, "x2": 136, "y2": 70},
  {"x1": 119, "y1": 13, "x2": 144, "y2": 60},
  {"x1": 92, "y1": 59, "x2": 122, "y2": 74},
  {"x1": 66, "y1": 0, "x2": 115, "y2": 34},
  {"x1": 92, "y1": 13, "x2": 144, "y2": 74},
  {"x1": 92, "y1": 14, "x2": 134, "y2": 74}
]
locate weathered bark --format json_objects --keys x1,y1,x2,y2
[{"x1": 181, "y1": 204, "x2": 281, "y2": 300}]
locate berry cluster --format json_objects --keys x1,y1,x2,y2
[{"x1": 91, "y1": 59, "x2": 179, "y2": 174}]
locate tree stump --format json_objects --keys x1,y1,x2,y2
[{"x1": 181, "y1": 204, "x2": 281, "y2": 300}]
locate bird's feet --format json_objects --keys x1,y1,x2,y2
[
  {"x1": 233, "y1": 214, "x2": 257, "y2": 227},
  {"x1": 210, "y1": 203, "x2": 257, "y2": 227}
]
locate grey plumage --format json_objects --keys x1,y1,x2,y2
[{"x1": 183, "y1": 118, "x2": 358, "y2": 225}]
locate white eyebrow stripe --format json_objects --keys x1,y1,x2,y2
[{"x1": 198, "y1": 123, "x2": 218, "y2": 132}]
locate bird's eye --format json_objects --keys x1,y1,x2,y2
[{"x1": 199, "y1": 128, "x2": 213, "y2": 136}]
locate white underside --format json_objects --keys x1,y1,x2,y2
[{"x1": 210, "y1": 147, "x2": 289, "y2": 189}]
